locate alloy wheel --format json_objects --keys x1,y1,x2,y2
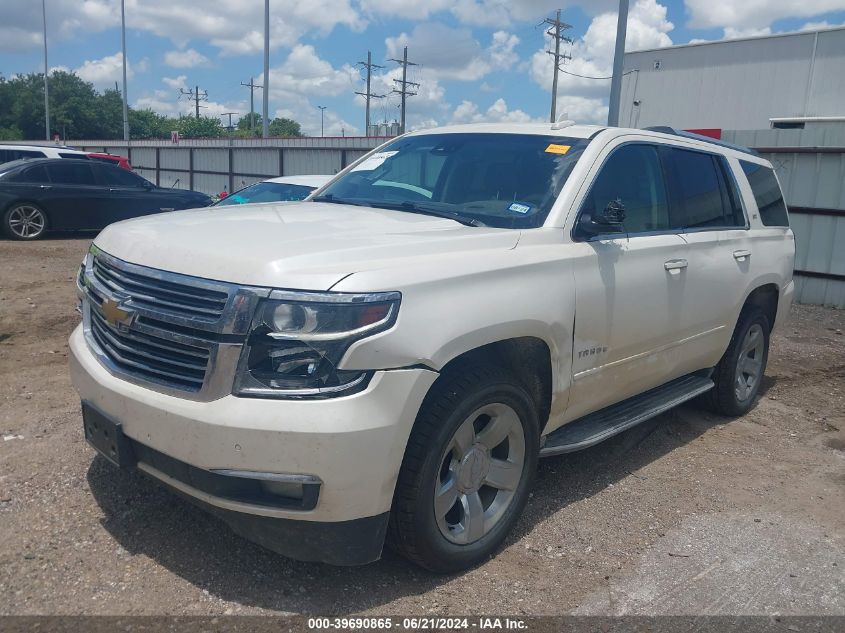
[
  {"x1": 734, "y1": 323, "x2": 764, "y2": 402},
  {"x1": 434, "y1": 402, "x2": 526, "y2": 545},
  {"x1": 8, "y1": 205, "x2": 46, "y2": 239}
]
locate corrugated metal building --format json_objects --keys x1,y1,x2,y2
[
  {"x1": 618, "y1": 28, "x2": 845, "y2": 308},
  {"x1": 619, "y1": 26, "x2": 845, "y2": 130}
]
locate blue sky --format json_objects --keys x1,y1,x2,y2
[{"x1": 1, "y1": 0, "x2": 844, "y2": 136}]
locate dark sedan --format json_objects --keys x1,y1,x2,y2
[{"x1": 0, "y1": 158, "x2": 212, "y2": 240}]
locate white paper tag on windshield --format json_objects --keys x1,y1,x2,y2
[{"x1": 350, "y1": 151, "x2": 399, "y2": 172}]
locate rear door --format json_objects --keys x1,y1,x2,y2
[
  {"x1": 567, "y1": 141, "x2": 689, "y2": 420},
  {"x1": 43, "y1": 161, "x2": 109, "y2": 229},
  {"x1": 662, "y1": 146, "x2": 750, "y2": 372}
]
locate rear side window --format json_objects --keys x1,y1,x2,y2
[
  {"x1": 583, "y1": 143, "x2": 670, "y2": 234},
  {"x1": 1, "y1": 149, "x2": 47, "y2": 161},
  {"x1": 46, "y1": 162, "x2": 97, "y2": 185},
  {"x1": 740, "y1": 161, "x2": 789, "y2": 226},
  {"x1": 668, "y1": 148, "x2": 744, "y2": 229}
]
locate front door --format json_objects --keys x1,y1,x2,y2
[{"x1": 566, "y1": 142, "x2": 689, "y2": 421}]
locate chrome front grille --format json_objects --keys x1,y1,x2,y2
[
  {"x1": 79, "y1": 248, "x2": 269, "y2": 401},
  {"x1": 92, "y1": 254, "x2": 228, "y2": 321},
  {"x1": 89, "y1": 307, "x2": 210, "y2": 392}
]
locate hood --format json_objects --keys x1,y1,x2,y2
[{"x1": 93, "y1": 202, "x2": 520, "y2": 290}]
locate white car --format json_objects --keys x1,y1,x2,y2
[
  {"x1": 213, "y1": 175, "x2": 333, "y2": 206},
  {"x1": 0, "y1": 144, "x2": 89, "y2": 164},
  {"x1": 70, "y1": 122, "x2": 795, "y2": 572}
]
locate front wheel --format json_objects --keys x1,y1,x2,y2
[
  {"x1": 388, "y1": 365, "x2": 539, "y2": 573},
  {"x1": 3, "y1": 203, "x2": 48, "y2": 240},
  {"x1": 703, "y1": 308, "x2": 770, "y2": 416}
]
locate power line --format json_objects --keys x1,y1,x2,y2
[
  {"x1": 559, "y1": 69, "x2": 636, "y2": 80},
  {"x1": 389, "y1": 46, "x2": 418, "y2": 135},
  {"x1": 179, "y1": 85, "x2": 209, "y2": 119},
  {"x1": 240, "y1": 78, "x2": 263, "y2": 133},
  {"x1": 355, "y1": 50, "x2": 385, "y2": 137},
  {"x1": 543, "y1": 9, "x2": 574, "y2": 123}
]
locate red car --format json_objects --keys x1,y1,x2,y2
[{"x1": 87, "y1": 153, "x2": 132, "y2": 171}]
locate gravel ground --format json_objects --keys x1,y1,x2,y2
[{"x1": 0, "y1": 235, "x2": 843, "y2": 616}]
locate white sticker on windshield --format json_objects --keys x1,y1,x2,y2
[{"x1": 350, "y1": 151, "x2": 399, "y2": 172}]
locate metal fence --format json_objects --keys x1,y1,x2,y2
[
  {"x1": 725, "y1": 123, "x2": 845, "y2": 308},
  {"x1": 65, "y1": 136, "x2": 387, "y2": 196}
]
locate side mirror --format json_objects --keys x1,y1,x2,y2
[
  {"x1": 579, "y1": 199, "x2": 625, "y2": 236},
  {"x1": 141, "y1": 180, "x2": 154, "y2": 190}
]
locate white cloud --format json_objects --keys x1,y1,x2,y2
[
  {"x1": 162, "y1": 75, "x2": 188, "y2": 90},
  {"x1": 529, "y1": 0, "x2": 673, "y2": 118},
  {"x1": 164, "y1": 48, "x2": 209, "y2": 68},
  {"x1": 450, "y1": 98, "x2": 543, "y2": 124},
  {"x1": 685, "y1": 0, "x2": 845, "y2": 31},
  {"x1": 74, "y1": 52, "x2": 141, "y2": 88},
  {"x1": 722, "y1": 26, "x2": 772, "y2": 39},
  {"x1": 268, "y1": 44, "x2": 359, "y2": 98},
  {"x1": 385, "y1": 23, "x2": 520, "y2": 82},
  {"x1": 800, "y1": 20, "x2": 845, "y2": 30}
]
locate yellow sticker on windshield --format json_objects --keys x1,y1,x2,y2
[{"x1": 545, "y1": 143, "x2": 571, "y2": 154}]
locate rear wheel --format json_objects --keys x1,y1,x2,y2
[
  {"x1": 703, "y1": 308, "x2": 770, "y2": 416},
  {"x1": 388, "y1": 364, "x2": 539, "y2": 573},
  {"x1": 3, "y1": 203, "x2": 48, "y2": 240}
]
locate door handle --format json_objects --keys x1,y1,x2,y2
[
  {"x1": 664, "y1": 259, "x2": 688, "y2": 271},
  {"x1": 733, "y1": 250, "x2": 751, "y2": 261},
  {"x1": 39, "y1": 185, "x2": 51, "y2": 190}
]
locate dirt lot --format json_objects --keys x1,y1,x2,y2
[{"x1": 0, "y1": 235, "x2": 843, "y2": 616}]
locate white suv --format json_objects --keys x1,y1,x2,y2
[
  {"x1": 0, "y1": 144, "x2": 89, "y2": 163},
  {"x1": 70, "y1": 123, "x2": 795, "y2": 572}
]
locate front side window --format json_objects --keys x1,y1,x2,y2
[
  {"x1": 669, "y1": 148, "x2": 744, "y2": 229},
  {"x1": 98, "y1": 165, "x2": 148, "y2": 187},
  {"x1": 46, "y1": 162, "x2": 96, "y2": 185},
  {"x1": 318, "y1": 133, "x2": 589, "y2": 228},
  {"x1": 581, "y1": 143, "x2": 670, "y2": 234},
  {"x1": 215, "y1": 182, "x2": 315, "y2": 206},
  {"x1": 740, "y1": 160, "x2": 789, "y2": 227}
]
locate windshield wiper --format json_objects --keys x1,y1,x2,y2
[
  {"x1": 311, "y1": 194, "x2": 369, "y2": 207},
  {"x1": 367, "y1": 201, "x2": 484, "y2": 227}
]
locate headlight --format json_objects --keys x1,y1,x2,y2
[{"x1": 233, "y1": 289, "x2": 400, "y2": 399}]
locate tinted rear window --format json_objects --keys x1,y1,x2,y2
[
  {"x1": 740, "y1": 161, "x2": 789, "y2": 226},
  {"x1": 669, "y1": 148, "x2": 744, "y2": 229},
  {"x1": 46, "y1": 162, "x2": 97, "y2": 185}
]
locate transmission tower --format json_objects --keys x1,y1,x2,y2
[
  {"x1": 543, "y1": 9, "x2": 573, "y2": 123},
  {"x1": 390, "y1": 46, "x2": 418, "y2": 135},
  {"x1": 356, "y1": 51, "x2": 385, "y2": 137},
  {"x1": 179, "y1": 85, "x2": 209, "y2": 119}
]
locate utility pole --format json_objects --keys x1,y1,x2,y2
[
  {"x1": 262, "y1": 0, "x2": 270, "y2": 138},
  {"x1": 240, "y1": 78, "x2": 263, "y2": 133},
  {"x1": 120, "y1": 0, "x2": 129, "y2": 142},
  {"x1": 607, "y1": 0, "x2": 630, "y2": 126},
  {"x1": 390, "y1": 46, "x2": 418, "y2": 134},
  {"x1": 543, "y1": 9, "x2": 573, "y2": 123},
  {"x1": 179, "y1": 86, "x2": 208, "y2": 118},
  {"x1": 356, "y1": 51, "x2": 385, "y2": 137},
  {"x1": 41, "y1": 0, "x2": 50, "y2": 140},
  {"x1": 317, "y1": 105, "x2": 327, "y2": 137}
]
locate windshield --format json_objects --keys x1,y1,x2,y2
[
  {"x1": 316, "y1": 133, "x2": 589, "y2": 228},
  {"x1": 215, "y1": 181, "x2": 316, "y2": 206}
]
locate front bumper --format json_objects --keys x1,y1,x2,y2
[{"x1": 69, "y1": 324, "x2": 437, "y2": 564}]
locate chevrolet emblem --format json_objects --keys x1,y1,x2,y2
[{"x1": 100, "y1": 298, "x2": 134, "y2": 329}]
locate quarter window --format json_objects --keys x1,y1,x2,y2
[
  {"x1": 740, "y1": 160, "x2": 789, "y2": 226},
  {"x1": 582, "y1": 143, "x2": 670, "y2": 234}
]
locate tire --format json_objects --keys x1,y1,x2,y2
[
  {"x1": 702, "y1": 308, "x2": 770, "y2": 417},
  {"x1": 2, "y1": 203, "x2": 48, "y2": 240},
  {"x1": 388, "y1": 364, "x2": 539, "y2": 573}
]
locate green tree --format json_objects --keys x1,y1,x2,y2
[
  {"x1": 175, "y1": 115, "x2": 223, "y2": 138},
  {"x1": 269, "y1": 117, "x2": 303, "y2": 137},
  {"x1": 129, "y1": 109, "x2": 174, "y2": 140}
]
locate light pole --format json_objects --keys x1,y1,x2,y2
[
  {"x1": 607, "y1": 0, "x2": 630, "y2": 126},
  {"x1": 317, "y1": 105, "x2": 327, "y2": 137},
  {"x1": 120, "y1": 0, "x2": 129, "y2": 142},
  {"x1": 262, "y1": 0, "x2": 270, "y2": 138},
  {"x1": 41, "y1": 0, "x2": 50, "y2": 141}
]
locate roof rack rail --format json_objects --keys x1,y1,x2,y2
[{"x1": 643, "y1": 126, "x2": 758, "y2": 156}]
